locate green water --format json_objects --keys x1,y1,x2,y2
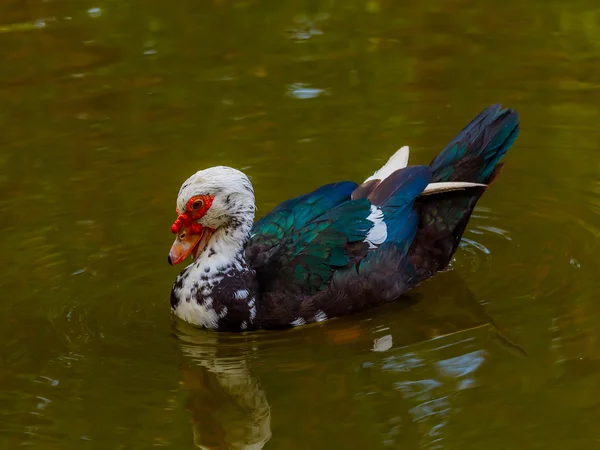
[{"x1": 2, "y1": 0, "x2": 600, "y2": 448}]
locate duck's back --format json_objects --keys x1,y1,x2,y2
[{"x1": 246, "y1": 104, "x2": 519, "y2": 329}]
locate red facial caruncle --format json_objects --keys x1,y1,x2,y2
[
  {"x1": 168, "y1": 195, "x2": 215, "y2": 266},
  {"x1": 171, "y1": 195, "x2": 214, "y2": 235}
]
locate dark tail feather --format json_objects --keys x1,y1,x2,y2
[
  {"x1": 429, "y1": 104, "x2": 520, "y2": 184},
  {"x1": 409, "y1": 105, "x2": 519, "y2": 281}
]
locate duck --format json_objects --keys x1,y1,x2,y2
[{"x1": 168, "y1": 104, "x2": 519, "y2": 332}]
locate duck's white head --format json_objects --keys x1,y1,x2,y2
[{"x1": 168, "y1": 166, "x2": 256, "y2": 266}]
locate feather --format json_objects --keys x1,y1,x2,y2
[
  {"x1": 421, "y1": 181, "x2": 486, "y2": 196},
  {"x1": 368, "y1": 166, "x2": 431, "y2": 206},
  {"x1": 252, "y1": 181, "x2": 357, "y2": 239},
  {"x1": 351, "y1": 179, "x2": 380, "y2": 200},
  {"x1": 352, "y1": 146, "x2": 411, "y2": 200},
  {"x1": 429, "y1": 104, "x2": 519, "y2": 184},
  {"x1": 247, "y1": 181, "x2": 357, "y2": 268},
  {"x1": 410, "y1": 185, "x2": 487, "y2": 278},
  {"x1": 363, "y1": 146, "x2": 410, "y2": 183}
]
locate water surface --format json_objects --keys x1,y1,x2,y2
[{"x1": 1, "y1": 0, "x2": 600, "y2": 448}]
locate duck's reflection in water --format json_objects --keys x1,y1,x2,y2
[
  {"x1": 174, "y1": 326, "x2": 271, "y2": 450},
  {"x1": 172, "y1": 271, "x2": 524, "y2": 449}
]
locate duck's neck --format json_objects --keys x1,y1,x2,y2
[
  {"x1": 171, "y1": 207, "x2": 257, "y2": 329},
  {"x1": 203, "y1": 222, "x2": 251, "y2": 271},
  {"x1": 195, "y1": 207, "x2": 255, "y2": 276}
]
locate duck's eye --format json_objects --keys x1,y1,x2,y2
[{"x1": 191, "y1": 199, "x2": 204, "y2": 211}]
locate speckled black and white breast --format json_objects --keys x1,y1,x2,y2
[{"x1": 170, "y1": 251, "x2": 258, "y2": 331}]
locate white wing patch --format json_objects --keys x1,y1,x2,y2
[
  {"x1": 248, "y1": 297, "x2": 256, "y2": 322},
  {"x1": 364, "y1": 146, "x2": 410, "y2": 183},
  {"x1": 234, "y1": 289, "x2": 249, "y2": 300},
  {"x1": 365, "y1": 205, "x2": 387, "y2": 248},
  {"x1": 290, "y1": 317, "x2": 306, "y2": 327},
  {"x1": 314, "y1": 310, "x2": 327, "y2": 322}
]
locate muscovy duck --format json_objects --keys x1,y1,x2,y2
[{"x1": 168, "y1": 104, "x2": 519, "y2": 332}]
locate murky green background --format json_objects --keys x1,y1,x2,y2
[{"x1": 1, "y1": 0, "x2": 600, "y2": 448}]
